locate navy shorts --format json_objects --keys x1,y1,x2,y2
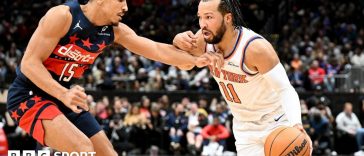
[{"x1": 7, "y1": 77, "x2": 102, "y2": 146}]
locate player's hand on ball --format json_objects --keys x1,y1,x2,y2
[
  {"x1": 293, "y1": 123, "x2": 304, "y2": 132},
  {"x1": 294, "y1": 123, "x2": 313, "y2": 155},
  {"x1": 60, "y1": 85, "x2": 88, "y2": 113},
  {"x1": 173, "y1": 31, "x2": 197, "y2": 51}
]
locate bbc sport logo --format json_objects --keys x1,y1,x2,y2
[{"x1": 8, "y1": 150, "x2": 96, "y2": 156}]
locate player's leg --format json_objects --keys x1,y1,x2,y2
[
  {"x1": 67, "y1": 111, "x2": 117, "y2": 156},
  {"x1": 90, "y1": 131, "x2": 117, "y2": 156},
  {"x1": 235, "y1": 143, "x2": 264, "y2": 156},
  {"x1": 42, "y1": 115, "x2": 94, "y2": 152},
  {"x1": 8, "y1": 95, "x2": 94, "y2": 152},
  {"x1": 233, "y1": 120, "x2": 267, "y2": 156}
]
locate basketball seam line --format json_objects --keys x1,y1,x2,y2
[
  {"x1": 269, "y1": 127, "x2": 289, "y2": 156},
  {"x1": 279, "y1": 132, "x2": 303, "y2": 156}
]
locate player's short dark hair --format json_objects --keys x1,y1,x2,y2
[{"x1": 200, "y1": 0, "x2": 245, "y2": 28}]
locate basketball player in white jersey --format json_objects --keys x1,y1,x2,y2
[{"x1": 173, "y1": 0, "x2": 312, "y2": 155}]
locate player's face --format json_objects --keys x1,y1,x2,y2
[
  {"x1": 102, "y1": 0, "x2": 128, "y2": 26},
  {"x1": 198, "y1": 0, "x2": 227, "y2": 44}
]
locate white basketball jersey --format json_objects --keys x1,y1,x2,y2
[{"x1": 206, "y1": 27, "x2": 281, "y2": 122}]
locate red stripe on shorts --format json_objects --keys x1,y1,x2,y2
[{"x1": 19, "y1": 100, "x2": 62, "y2": 145}]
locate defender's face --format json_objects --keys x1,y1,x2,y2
[
  {"x1": 102, "y1": 0, "x2": 128, "y2": 26},
  {"x1": 198, "y1": 0, "x2": 226, "y2": 44}
]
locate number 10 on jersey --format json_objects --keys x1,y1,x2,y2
[{"x1": 219, "y1": 82, "x2": 241, "y2": 104}]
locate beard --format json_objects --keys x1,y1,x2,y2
[{"x1": 204, "y1": 20, "x2": 227, "y2": 44}]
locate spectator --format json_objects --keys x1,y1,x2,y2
[
  {"x1": 198, "y1": 97, "x2": 210, "y2": 114},
  {"x1": 95, "y1": 101, "x2": 109, "y2": 122},
  {"x1": 181, "y1": 97, "x2": 190, "y2": 111},
  {"x1": 0, "y1": 59, "x2": 7, "y2": 87},
  {"x1": 118, "y1": 98, "x2": 130, "y2": 115},
  {"x1": 109, "y1": 113, "x2": 133, "y2": 155},
  {"x1": 289, "y1": 54, "x2": 305, "y2": 91},
  {"x1": 309, "y1": 109, "x2": 331, "y2": 155},
  {"x1": 140, "y1": 96, "x2": 151, "y2": 119},
  {"x1": 165, "y1": 103, "x2": 188, "y2": 151},
  {"x1": 148, "y1": 103, "x2": 165, "y2": 150},
  {"x1": 351, "y1": 48, "x2": 364, "y2": 66},
  {"x1": 159, "y1": 95, "x2": 171, "y2": 116},
  {"x1": 208, "y1": 104, "x2": 228, "y2": 125},
  {"x1": 336, "y1": 102, "x2": 364, "y2": 155},
  {"x1": 309, "y1": 99, "x2": 334, "y2": 124},
  {"x1": 201, "y1": 116, "x2": 230, "y2": 148},
  {"x1": 291, "y1": 53, "x2": 303, "y2": 71},
  {"x1": 288, "y1": 67, "x2": 305, "y2": 91},
  {"x1": 84, "y1": 74, "x2": 96, "y2": 90},
  {"x1": 123, "y1": 104, "x2": 151, "y2": 154},
  {"x1": 301, "y1": 100, "x2": 311, "y2": 132},
  {"x1": 123, "y1": 104, "x2": 150, "y2": 128},
  {"x1": 186, "y1": 103, "x2": 204, "y2": 154},
  {"x1": 325, "y1": 58, "x2": 341, "y2": 92},
  {"x1": 308, "y1": 60, "x2": 326, "y2": 90}
]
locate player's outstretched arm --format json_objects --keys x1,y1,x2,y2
[
  {"x1": 20, "y1": 6, "x2": 88, "y2": 113},
  {"x1": 113, "y1": 23, "x2": 220, "y2": 69}
]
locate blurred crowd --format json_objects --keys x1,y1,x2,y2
[
  {"x1": 89, "y1": 95, "x2": 234, "y2": 155},
  {"x1": 301, "y1": 94, "x2": 364, "y2": 155},
  {"x1": 278, "y1": 0, "x2": 364, "y2": 92}
]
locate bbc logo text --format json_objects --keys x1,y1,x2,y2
[{"x1": 8, "y1": 150, "x2": 96, "y2": 156}]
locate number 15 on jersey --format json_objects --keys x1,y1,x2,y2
[{"x1": 59, "y1": 63, "x2": 78, "y2": 82}]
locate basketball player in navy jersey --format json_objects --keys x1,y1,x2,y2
[
  {"x1": 173, "y1": 0, "x2": 312, "y2": 155},
  {"x1": 6, "y1": 0, "x2": 223, "y2": 155}
]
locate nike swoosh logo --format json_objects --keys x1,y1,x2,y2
[{"x1": 274, "y1": 113, "x2": 285, "y2": 122}]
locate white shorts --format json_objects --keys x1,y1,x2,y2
[{"x1": 233, "y1": 107, "x2": 290, "y2": 156}]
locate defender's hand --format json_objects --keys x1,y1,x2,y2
[
  {"x1": 60, "y1": 85, "x2": 88, "y2": 113},
  {"x1": 195, "y1": 55, "x2": 210, "y2": 68},
  {"x1": 198, "y1": 51, "x2": 224, "y2": 69},
  {"x1": 173, "y1": 31, "x2": 197, "y2": 51}
]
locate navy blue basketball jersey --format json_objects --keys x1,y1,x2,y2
[
  {"x1": 7, "y1": 0, "x2": 114, "y2": 111},
  {"x1": 43, "y1": 0, "x2": 114, "y2": 86},
  {"x1": 21, "y1": 0, "x2": 113, "y2": 87}
]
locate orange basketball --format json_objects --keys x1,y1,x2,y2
[{"x1": 264, "y1": 126, "x2": 311, "y2": 156}]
